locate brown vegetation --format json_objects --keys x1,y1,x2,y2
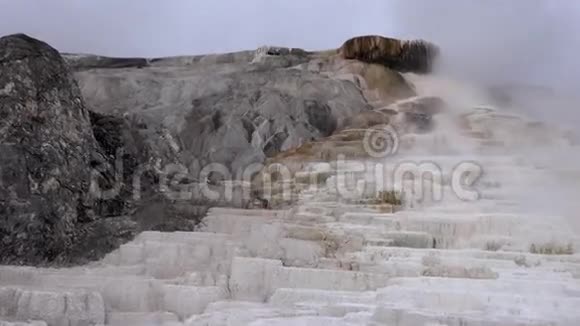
[
  {"x1": 376, "y1": 190, "x2": 403, "y2": 206},
  {"x1": 530, "y1": 242, "x2": 574, "y2": 255}
]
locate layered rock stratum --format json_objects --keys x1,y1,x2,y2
[{"x1": 1, "y1": 33, "x2": 580, "y2": 325}]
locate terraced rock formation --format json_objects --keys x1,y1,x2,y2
[{"x1": 1, "y1": 33, "x2": 580, "y2": 325}]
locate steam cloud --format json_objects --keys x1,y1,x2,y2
[{"x1": 388, "y1": 1, "x2": 580, "y2": 227}]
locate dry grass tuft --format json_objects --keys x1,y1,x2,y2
[
  {"x1": 530, "y1": 242, "x2": 574, "y2": 255},
  {"x1": 376, "y1": 190, "x2": 403, "y2": 206},
  {"x1": 484, "y1": 241, "x2": 504, "y2": 252}
]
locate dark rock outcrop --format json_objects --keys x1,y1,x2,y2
[
  {"x1": 0, "y1": 34, "x2": 99, "y2": 264},
  {"x1": 0, "y1": 34, "x2": 200, "y2": 265}
]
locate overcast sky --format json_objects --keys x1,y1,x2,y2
[
  {"x1": 1, "y1": 1, "x2": 579, "y2": 93},
  {"x1": 0, "y1": 0, "x2": 396, "y2": 57}
]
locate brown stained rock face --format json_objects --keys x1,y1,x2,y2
[
  {"x1": 334, "y1": 61, "x2": 416, "y2": 106},
  {"x1": 338, "y1": 35, "x2": 439, "y2": 73},
  {"x1": 249, "y1": 95, "x2": 450, "y2": 207}
]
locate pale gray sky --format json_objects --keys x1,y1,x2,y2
[
  {"x1": 1, "y1": 0, "x2": 579, "y2": 93},
  {"x1": 0, "y1": 0, "x2": 396, "y2": 56}
]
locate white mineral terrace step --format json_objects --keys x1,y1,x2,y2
[
  {"x1": 0, "y1": 287, "x2": 105, "y2": 326},
  {"x1": 2, "y1": 154, "x2": 580, "y2": 324},
  {"x1": 0, "y1": 321, "x2": 47, "y2": 326}
]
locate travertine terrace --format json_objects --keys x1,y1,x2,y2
[{"x1": 1, "y1": 39, "x2": 580, "y2": 325}]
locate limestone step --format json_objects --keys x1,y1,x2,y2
[
  {"x1": 200, "y1": 214, "x2": 283, "y2": 235},
  {"x1": 0, "y1": 268, "x2": 229, "y2": 315},
  {"x1": 375, "y1": 283, "x2": 580, "y2": 324},
  {"x1": 162, "y1": 285, "x2": 227, "y2": 319},
  {"x1": 229, "y1": 257, "x2": 391, "y2": 301},
  {"x1": 184, "y1": 301, "x2": 316, "y2": 326},
  {"x1": 0, "y1": 287, "x2": 105, "y2": 326},
  {"x1": 384, "y1": 277, "x2": 580, "y2": 296},
  {"x1": 199, "y1": 206, "x2": 575, "y2": 256},
  {"x1": 351, "y1": 246, "x2": 580, "y2": 266},
  {"x1": 133, "y1": 231, "x2": 234, "y2": 244},
  {"x1": 338, "y1": 212, "x2": 397, "y2": 225},
  {"x1": 207, "y1": 207, "x2": 287, "y2": 218},
  {"x1": 107, "y1": 312, "x2": 180, "y2": 326},
  {"x1": 353, "y1": 257, "x2": 501, "y2": 278},
  {"x1": 218, "y1": 314, "x2": 370, "y2": 326},
  {"x1": 367, "y1": 231, "x2": 434, "y2": 249},
  {"x1": 268, "y1": 288, "x2": 376, "y2": 307},
  {"x1": 104, "y1": 238, "x2": 240, "y2": 262},
  {"x1": 99, "y1": 240, "x2": 241, "y2": 279},
  {"x1": 376, "y1": 295, "x2": 580, "y2": 322},
  {"x1": 291, "y1": 213, "x2": 338, "y2": 224},
  {"x1": 372, "y1": 304, "x2": 573, "y2": 326},
  {"x1": 0, "y1": 320, "x2": 47, "y2": 326}
]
